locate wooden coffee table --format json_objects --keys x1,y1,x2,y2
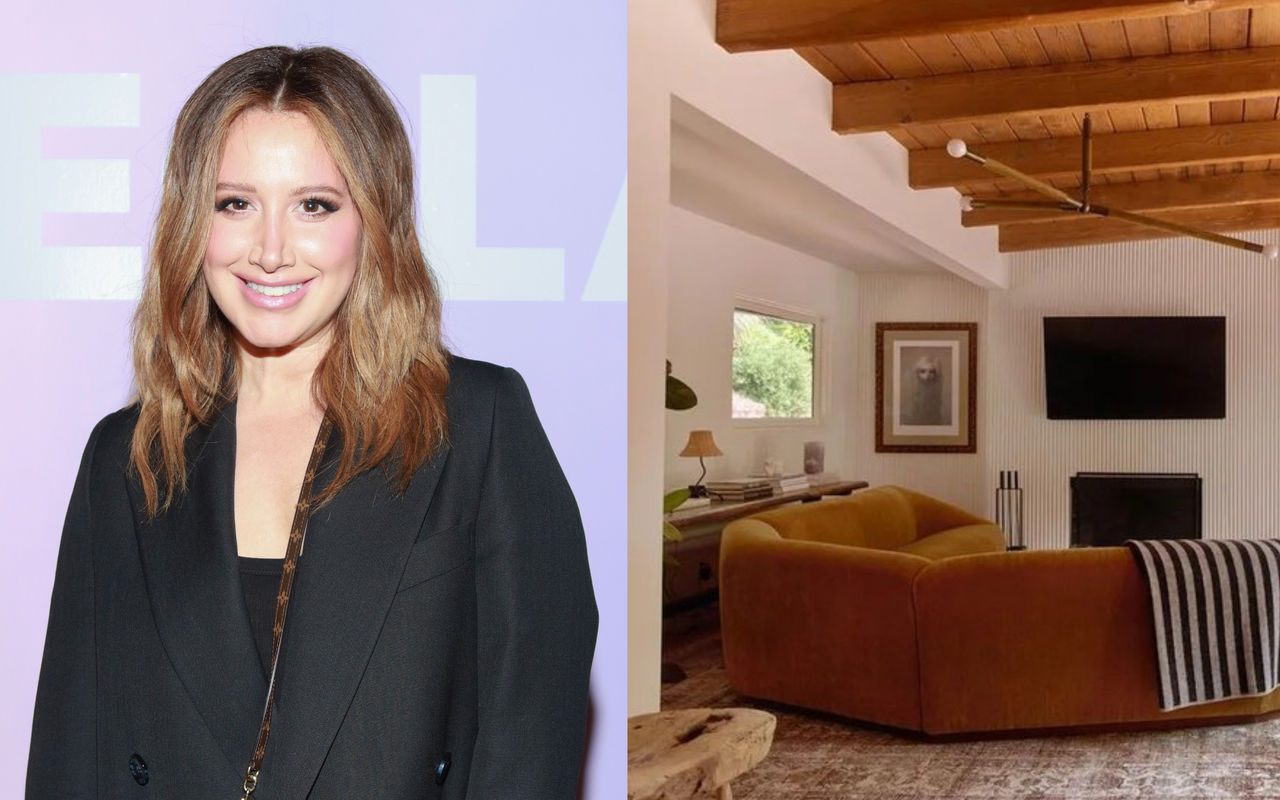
[{"x1": 628, "y1": 707, "x2": 776, "y2": 800}]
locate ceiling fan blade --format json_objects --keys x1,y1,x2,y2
[
  {"x1": 1081, "y1": 113, "x2": 1093, "y2": 212},
  {"x1": 967, "y1": 199, "x2": 1075, "y2": 212},
  {"x1": 948, "y1": 140, "x2": 1082, "y2": 209},
  {"x1": 1095, "y1": 205, "x2": 1268, "y2": 255}
]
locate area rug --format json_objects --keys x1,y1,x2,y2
[{"x1": 661, "y1": 604, "x2": 1280, "y2": 799}]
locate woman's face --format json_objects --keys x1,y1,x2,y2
[{"x1": 203, "y1": 109, "x2": 360, "y2": 355}]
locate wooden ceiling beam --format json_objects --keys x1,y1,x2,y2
[
  {"x1": 910, "y1": 120, "x2": 1280, "y2": 189},
  {"x1": 998, "y1": 202, "x2": 1280, "y2": 251},
  {"x1": 963, "y1": 171, "x2": 1280, "y2": 226},
  {"x1": 716, "y1": 0, "x2": 1278, "y2": 52},
  {"x1": 834, "y1": 46, "x2": 1280, "y2": 133}
]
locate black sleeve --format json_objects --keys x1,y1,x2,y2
[
  {"x1": 26, "y1": 418, "x2": 106, "y2": 798},
  {"x1": 464, "y1": 368, "x2": 598, "y2": 799}
]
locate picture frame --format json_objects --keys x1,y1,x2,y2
[{"x1": 875, "y1": 322, "x2": 977, "y2": 453}]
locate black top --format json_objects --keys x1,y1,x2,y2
[{"x1": 239, "y1": 556, "x2": 284, "y2": 677}]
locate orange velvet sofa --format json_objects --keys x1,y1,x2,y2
[{"x1": 719, "y1": 485, "x2": 1280, "y2": 737}]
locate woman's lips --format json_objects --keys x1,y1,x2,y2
[{"x1": 236, "y1": 276, "x2": 313, "y2": 309}]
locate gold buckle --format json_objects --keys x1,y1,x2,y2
[{"x1": 240, "y1": 766, "x2": 259, "y2": 799}]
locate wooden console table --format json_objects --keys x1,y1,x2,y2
[{"x1": 665, "y1": 480, "x2": 868, "y2": 532}]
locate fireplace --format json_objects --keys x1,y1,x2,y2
[{"x1": 1070, "y1": 472, "x2": 1202, "y2": 547}]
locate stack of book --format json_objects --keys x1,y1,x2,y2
[
  {"x1": 806, "y1": 472, "x2": 840, "y2": 487},
  {"x1": 750, "y1": 473, "x2": 811, "y2": 495},
  {"x1": 705, "y1": 478, "x2": 774, "y2": 502}
]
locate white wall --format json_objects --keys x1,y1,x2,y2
[
  {"x1": 852, "y1": 274, "x2": 990, "y2": 511},
  {"x1": 665, "y1": 208, "x2": 857, "y2": 488},
  {"x1": 627, "y1": 0, "x2": 670, "y2": 716},
  {"x1": 851, "y1": 234, "x2": 1280, "y2": 548}
]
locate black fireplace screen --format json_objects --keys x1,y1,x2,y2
[{"x1": 1070, "y1": 472, "x2": 1202, "y2": 548}]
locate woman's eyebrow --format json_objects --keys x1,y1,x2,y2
[
  {"x1": 290, "y1": 184, "x2": 344, "y2": 196},
  {"x1": 216, "y1": 181, "x2": 256, "y2": 193}
]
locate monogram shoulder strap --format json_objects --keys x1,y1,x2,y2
[{"x1": 240, "y1": 414, "x2": 333, "y2": 799}]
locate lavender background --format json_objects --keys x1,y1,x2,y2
[{"x1": 0, "y1": 2, "x2": 624, "y2": 797}]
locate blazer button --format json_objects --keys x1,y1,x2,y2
[
  {"x1": 435, "y1": 752, "x2": 452, "y2": 786},
  {"x1": 128, "y1": 753, "x2": 149, "y2": 786}
]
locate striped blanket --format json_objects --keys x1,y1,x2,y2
[{"x1": 1127, "y1": 539, "x2": 1280, "y2": 711}]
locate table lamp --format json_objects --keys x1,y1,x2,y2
[{"x1": 679, "y1": 430, "x2": 722, "y2": 498}]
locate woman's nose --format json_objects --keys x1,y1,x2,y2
[{"x1": 248, "y1": 211, "x2": 295, "y2": 272}]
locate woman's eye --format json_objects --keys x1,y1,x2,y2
[
  {"x1": 215, "y1": 197, "x2": 250, "y2": 213},
  {"x1": 301, "y1": 198, "x2": 339, "y2": 215}
]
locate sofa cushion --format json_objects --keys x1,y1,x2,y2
[
  {"x1": 749, "y1": 486, "x2": 917, "y2": 551},
  {"x1": 896, "y1": 524, "x2": 1005, "y2": 561}
]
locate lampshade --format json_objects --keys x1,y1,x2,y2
[{"x1": 679, "y1": 430, "x2": 723, "y2": 458}]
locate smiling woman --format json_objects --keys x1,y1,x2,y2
[
  {"x1": 26, "y1": 45, "x2": 597, "y2": 800},
  {"x1": 204, "y1": 110, "x2": 359, "y2": 352}
]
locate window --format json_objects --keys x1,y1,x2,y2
[{"x1": 731, "y1": 302, "x2": 819, "y2": 421}]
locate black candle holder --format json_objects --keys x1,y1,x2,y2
[{"x1": 997, "y1": 470, "x2": 1026, "y2": 551}]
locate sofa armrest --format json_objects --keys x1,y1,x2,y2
[
  {"x1": 719, "y1": 519, "x2": 930, "y2": 730},
  {"x1": 895, "y1": 487, "x2": 994, "y2": 538},
  {"x1": 896, "y1": 524, "x2": 1005, "y2": 561}
]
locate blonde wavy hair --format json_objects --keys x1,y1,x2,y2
[{"x1": 130, "y1": 45, "x2": 450, "y2": 516}]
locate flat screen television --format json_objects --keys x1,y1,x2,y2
[{"x1": 1043, "y1": 316, "x2": 1226, "y2": 420}]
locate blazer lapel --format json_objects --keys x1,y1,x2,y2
[
  {"x1": 259, "y1": 432, "x2": 450, "y2": 799},
  {"x1": 132, "y1": 402, "x2": 267, "y2": 778}
]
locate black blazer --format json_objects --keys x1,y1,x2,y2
[{"x1": 26, "y1": 356, "x2": 597, "y2": 799}]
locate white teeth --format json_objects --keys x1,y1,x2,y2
[{"x1": 246, "y1": 281, "x2": 303, "y2": 297}]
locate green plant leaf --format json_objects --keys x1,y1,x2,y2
[
  {"x1": 663, "y1": 488, "x2": 692, "y2": 513},
  {"x1": 665, "y1": 359, "x2": 698, "y2": 410},
  {"x1": 666, "y1": 375, "x2": 697, "y2": 411},
  {"x1": 663, "y1": 521, "x2": 684, "y2": 543}
]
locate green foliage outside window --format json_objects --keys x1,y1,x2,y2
[{"x1": 732, "y1": 310, "x2": 815, "y2": 418}]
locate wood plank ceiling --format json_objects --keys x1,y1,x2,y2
[{"x1": 715, "y1": 1, "x2": 1280, "y2": 252}]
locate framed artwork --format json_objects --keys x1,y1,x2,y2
[{"x1": 875, "y1": 322, "x2": 977, "y2": 453}]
